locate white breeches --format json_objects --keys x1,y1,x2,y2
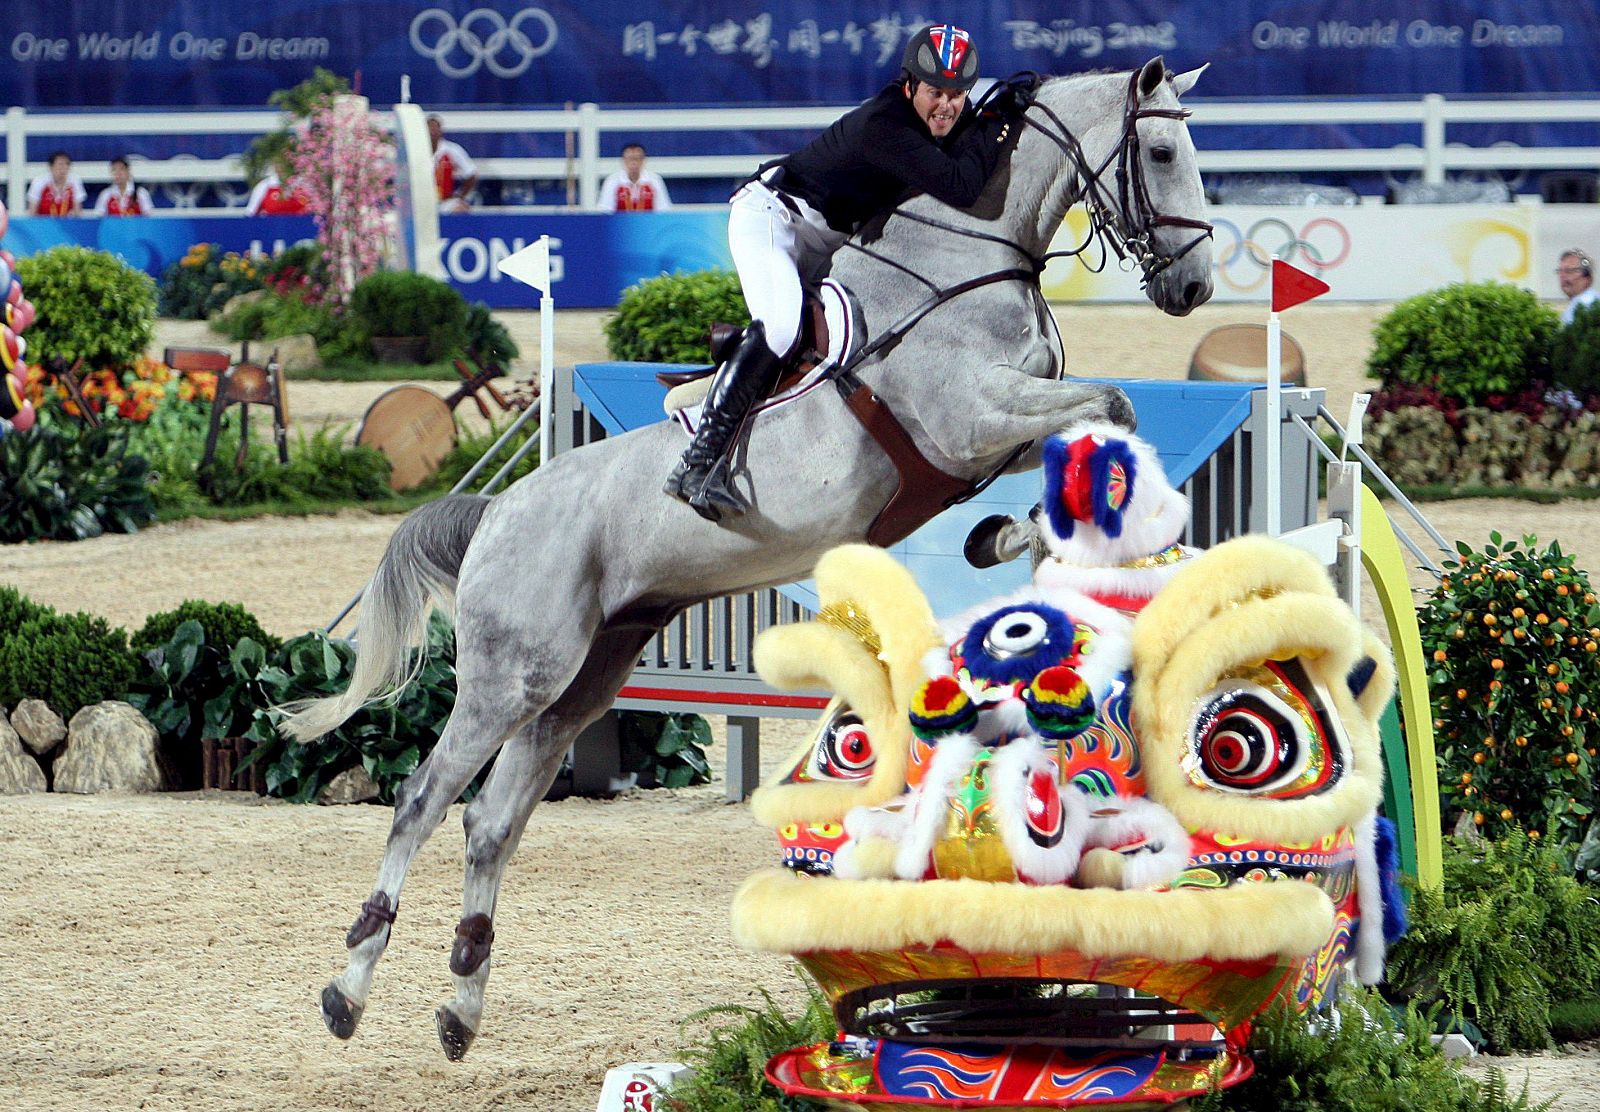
[{"x1": 728, "y1": 180, "x2": 848, "y2": 357}]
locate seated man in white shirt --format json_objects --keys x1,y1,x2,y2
[
  {"x1": 428, "y1": 115, "x2": 478, "y2": 214},
  {"x1": 93, "y1": 157, "x2": 155, "y2": 216},
  {"x1": 596, "y1": 143, "x2": 672, "y2": 212},
  {"x1": 1558, "y1": 249, "x2": 1598, "y2": 325}
]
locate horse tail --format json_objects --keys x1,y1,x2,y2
[{"x1": 278, "y1": 494, "x2": 493, "y2": 742}]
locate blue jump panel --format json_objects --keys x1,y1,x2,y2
[{"x1": 572, "y1": 364, "x2": 1257, "y2": 617}]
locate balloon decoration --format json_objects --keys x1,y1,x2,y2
[{"x1": 0, "y1": 198, "x2": 35, "y2": 436}]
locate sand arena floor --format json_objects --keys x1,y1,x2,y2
[{"x1": 1, "y1": 305, "x2": 1598, "y2": 1110}]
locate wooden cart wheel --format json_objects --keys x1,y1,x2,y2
[{"x1": 355, "y1": 386, "x2": 458, "y2": 491}]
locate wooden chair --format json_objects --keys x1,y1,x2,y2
[{"x1": 168, "y1": 344, "x2": 289, "y2": 487}]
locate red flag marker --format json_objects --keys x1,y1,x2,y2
[{"x1": 1271, "y1": 258, "x2": 1330, "y2": 312}]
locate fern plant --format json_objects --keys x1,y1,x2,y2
[{"x1": 663, "y1": 983, "x2": 835, "y2": 1112}]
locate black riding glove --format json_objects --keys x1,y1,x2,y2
[{"x1": 984, "y1": 73, "x2": 1041, "y2": 119}]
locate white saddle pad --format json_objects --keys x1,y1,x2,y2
[{"x1": 667, "y1": 278, "x2": 864, "y2": 433}]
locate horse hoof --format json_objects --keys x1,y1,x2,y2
[
  {"x1": 436, "y1": 1005, "x2": 477, "y2": 1061},
  {"x1": 321, "y1": 982, "x2": 363, "y2": 1040}
]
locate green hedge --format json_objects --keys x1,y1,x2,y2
[
  {"x1": 1367, "y1": 282, "x2": 1558, "y2": 406},
  {"x1": 17, "y1": 245, "x2": 157, "y2": 370},
  {"x1": 604, "y1": 269, "x2": 748, "y2": 364}
]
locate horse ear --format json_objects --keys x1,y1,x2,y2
[
  {"x1": 1170, "y1": 63, "x2": 1210, "y2": 97},
  {"x1": 1137, "y1": 56, "x2": 1166, "y2": 99}
]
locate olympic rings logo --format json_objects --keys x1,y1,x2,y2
[
  {"x1": 1211, "y1": 217, "x2": 1352, "y2": 292},
  {"x1": 410, "y1": 7, "x2": 558, "y2": 79}
]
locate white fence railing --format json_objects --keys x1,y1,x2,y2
[{"x1": 7, "y1": 94, "x2": 1600, "y2": 214}]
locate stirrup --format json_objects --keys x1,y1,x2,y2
[{"x1": 686, "y1": 459, "x2": 748, "y2": 521}]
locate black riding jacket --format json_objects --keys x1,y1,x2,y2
[{"x1": 772, "y1": 82, "x2": 1010, "y2": 235}]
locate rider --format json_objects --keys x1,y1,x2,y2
[{"x1": 664, "y1": 23, "x2": 1037, "y2": 521}]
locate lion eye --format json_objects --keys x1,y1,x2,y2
[
  {"x1": 984, "y1": 611, "x2": 1049, "y2": 658},
  {"x1": 1188, "y1": 661, "x2": 1343, "y2": 798},
  {"x1": 811, "y1": 713, "x2": 876, "y2": 781}
]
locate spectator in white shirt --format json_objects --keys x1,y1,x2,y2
[
  {"x1": 93, "y1": 157, "x2": 154, "y2": 216},
  {"x1": 428, "y1": 115, "x2": 478, "y2": 213},
  {"x1": 1558, "y1": 249, "x2": 1598, "y2": 325},
  {"x1": 596, "y1": 143, "x2": 672, "y2": 212}
]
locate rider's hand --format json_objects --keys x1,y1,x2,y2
[{"x1": 986, "y1": 73, "x2": 1040, "y2": 119}]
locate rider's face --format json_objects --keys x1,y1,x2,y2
[{"x1": 907, "y1": 82, "x2": 967, "y2": 138}]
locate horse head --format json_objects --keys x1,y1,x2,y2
[{"x1": 1026, "y1": 57, "x2": 1215, "y2": 317}]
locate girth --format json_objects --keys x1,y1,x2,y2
[{"x1": 835, "y1": 368, "x2": 974, "y2": 547}]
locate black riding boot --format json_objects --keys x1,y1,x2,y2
[{"x1": 663, "y1": 321, "x2": 785, "y2": 522}]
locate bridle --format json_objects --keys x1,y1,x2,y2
[{"x1": 1032, "y1": 67, "x2": 1215, "y2": 283}]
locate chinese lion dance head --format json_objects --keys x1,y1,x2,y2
[{"x1": 732, "y1": 424, "x2": 1406, "y2": 1110}]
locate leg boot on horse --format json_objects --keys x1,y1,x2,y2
[{"x1": 662, "y1": 320, "x2": 785, "y2": 521}]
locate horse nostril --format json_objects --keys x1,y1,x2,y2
[{"x1": 1183, "y1": 280, "x2": 1202, "y2": 307}]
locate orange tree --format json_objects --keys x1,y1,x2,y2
[{"x1": 1419, "y1": 532, "x2": 1599, "y2": 851}]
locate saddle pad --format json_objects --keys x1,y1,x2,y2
[{"x1": 668, "y1": 278, "x2": 863, "y2": 433}]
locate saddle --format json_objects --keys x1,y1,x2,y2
[{"x1": 659, "y1": 278, "x2": 860, "y2": 417}]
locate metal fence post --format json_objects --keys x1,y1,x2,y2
[
  {"x1": 1422, "y1": 93, "x2": 1446, "y2": 185},
  {"x1": 577, "y1": 102, "x2": 601, "y2": 211}
]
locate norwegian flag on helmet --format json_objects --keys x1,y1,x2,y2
[{"x1": 927, "y1": 24, "x2": 972, "y2": 78}]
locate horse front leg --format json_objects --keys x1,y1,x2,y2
[{"x1": 925, "y1": 373, "x2": 1137, "y2": 469}]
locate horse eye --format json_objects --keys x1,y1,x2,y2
[{"x1": 1150, "y1": 146, "x2": 1174, "y2": 165}]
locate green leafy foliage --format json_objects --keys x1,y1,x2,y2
[
  {"x1": 157, "y1": 243, "x2": 265, "y2": 320},
  {"x1": 619, "y1": 711, "x2": 714, "y2": 788},
  {"x1": 0, "y1": 603, "x2": 137, "y2": 721},
  {"x1": 0, "y1": 419, "x2": 156, "y2": 542},
  {"x1": 604, "y1": 269, "x2": 749, "y2": 364},
  {"x1": 16, "y1": 245, "x2": 157, "y2": 369},
  {"x1": 242, "y1": 68, "x2": 352, "y2": 185},
  {"x1": 1550, "y1": 997, "x2": 1600, "y2": 1044},
  {"x1": 348, "y1": 271, "x2": 469, "y2": 361},
  {"x1": 0, "y1": 585, "x2": 51, "y2": 633},
  {"x1": 242, "y1": 612, "x2": 464, "y2": 803},
  {"x1": 663, "y1": 984, "x2": 836, "y2": 1112},
  {"x1": 433, "y1": 416, "x2": 540, "y2": 491},
  {"x1": 464, "y1": 301, "x2": 521, "y2": 365},
  {"x1": 1418, "y1": 532, "x2": 1599, "y2": 849},
  {"x1": 1367, "y1": 282, "x2": 1558, "y2": 405},
  {"x1": 1386, "y1": 833, "x2": 1600, "y2": 1053},
  {"x1": 1193, "y1": 992, "x2": 1550, "y2": 1112},
  {"x1": 1551, "y1": 300, "x2": 1600, "y2": 398},
  {"x1": 133, "y1": 601, "x2": 280, "y2": 657}
]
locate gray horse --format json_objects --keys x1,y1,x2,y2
[{"x1": 283, "y1": 57, "x2": 1214, "y2": 1060}]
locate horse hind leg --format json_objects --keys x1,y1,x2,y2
[
  {"x1": 318, "y1": 652, "x2": 556, "y2": 1043},
  {"x1": 434, "y1": 625, "x2": 657, "y2": 1061}
]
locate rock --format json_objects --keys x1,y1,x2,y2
[
  {"x1": 10, "y1": 698, "x2": 66, "y2": 756},
  {"x1": 318, "y1": 764, "x2": 380, "y2": 805},
  {"x1": 213, "y1": 288, "x2": 267, "y2": 323},
  {"x1": 0, "y1": 714, "x2": 46, "y2": 795},
  {"x1": 54, "y1": 702, "x2": 165, "y2": 794},
  {"x1": 268, "y1": 332, "x2": 321, "y2": 375}
]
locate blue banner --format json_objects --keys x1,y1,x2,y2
[
  {"x1": 4, "y1": 212, "x2": 731, "y2": 308},
  {"x1": 4, "y1": 2, "x2": 1597, "y2": 109}
]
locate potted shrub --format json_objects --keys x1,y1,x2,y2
[{"x1": 348, "y1": 270, "x2": 468, "y2": 364}]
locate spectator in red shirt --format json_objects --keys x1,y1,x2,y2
[
  {"x1": 27, "y1": 151, "x2": 86, "y2": 216},
  {"x1": 245, "y1": 158, "x2": 310, "y2": 216},
  {"x1": 93, "y1": 157, "x2": 155, "y2": 216},
  {"x1": 428, "y1": 115, "x2": 478, "y2": 213},
  {"x1": 596, "y1": 143, "x2": 673, "y2": 212}
]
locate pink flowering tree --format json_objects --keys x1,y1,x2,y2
[{"x1": 290, "y1": 95, "x2": 395, "y2": 308}]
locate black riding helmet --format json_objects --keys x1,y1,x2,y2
[{"x1": 900, "y1": 23, "x2": 979, "y2": 91}]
